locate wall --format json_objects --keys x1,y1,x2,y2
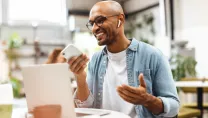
[
  {"x1": 174, "y1": 0, "x2": 208, "y2": 77},
  {"x1": 0, "y1": 25, "x2": 69, "y2": 41},
  {"x1": 124, "y1": 0, "x2": 171, "y2": 58},
  {"x1": 66, "y1": 0, "x2": 98, "y2": 11},
  {"x1": 69, "y1": 15, "x2": 89, "y2": 32},
  {"x1": 124, "y1": 0, "x2": 159, "y2": 13},
  {"x1": 0, "y1": 25, "x2": 70, "y2": 80}
]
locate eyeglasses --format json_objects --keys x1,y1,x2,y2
[{"x1": 86, "y1": 14, "x2": 120, "y2": 31}]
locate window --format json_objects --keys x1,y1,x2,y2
[{"x1": 8, "y1": 0, "x2": 67, "y2": 25}]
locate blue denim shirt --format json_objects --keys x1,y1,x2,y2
[{"x1": 86, "y1": 38, "x2": 180, "y2": 118}]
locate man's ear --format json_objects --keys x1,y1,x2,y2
[
  {"x1": 117, "y1": 20, "x2": 121, "y2": 28},
  {"x1": 118, "y1": 14, "x2": 125, "y2": 27}
]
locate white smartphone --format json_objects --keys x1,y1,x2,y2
[{"x1": 61, "y1": 44, "x2": 82, "y2": 60}]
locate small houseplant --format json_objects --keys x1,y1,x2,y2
[
  {"x1": 3, "y1": 33, "x2": 23, "y2": 98},
  {"x1": 170, "y1": 54, "x2": 197, "y2": 81}
]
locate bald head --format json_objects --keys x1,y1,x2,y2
[
  {"x1": 88, "y1": 1, "x2": 126, "y2": 47},
  {"x1": 90, "y1": 1, "x2": 124, "y2": 17}
]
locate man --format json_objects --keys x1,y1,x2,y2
[{"x1": 68, "y1": 1, "x2": 180, "y2": 118}]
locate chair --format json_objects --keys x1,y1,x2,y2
[
  {"x1": 178, "y1": 107, "x2": 200, "y2": 118},
  {"x1": 180, "y1": 78, "x2": 208, "y2": 109}
]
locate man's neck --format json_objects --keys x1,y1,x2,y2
[{"x1": 107, "y1": 36, "x2": 130, "y2": 53}]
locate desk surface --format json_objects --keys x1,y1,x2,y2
[
  {"x1": 12, "y1": 99, "x2": 130, "y2": 118},
  {"x1": 175, "y1": 81, "x2": 208, "y2": 87},
  {"x1": 75, "y1": 108, "x2": 130, "y2": 118}
]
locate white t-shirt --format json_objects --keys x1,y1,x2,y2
[{"x1": 102, "y1": 49, "x2": 137, "y2": 118}]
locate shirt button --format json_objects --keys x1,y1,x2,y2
[
  {"x1": 98, "y1": 93, "x2": 101, "y2": 96},
  {"x1": 103, "y1": 61, "x2": 106, "y2": 63}
]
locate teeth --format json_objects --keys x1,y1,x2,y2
[{"x1": 96, "y1": 33, "x2": 103, "y2": 37}]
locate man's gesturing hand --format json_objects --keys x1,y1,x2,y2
[{"x1": 117, "y1": 73, "x2": 150, "y2": 105}]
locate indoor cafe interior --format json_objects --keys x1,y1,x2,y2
[{"x1": 0, "y1": 0, "x2": 208, "y2": 118}]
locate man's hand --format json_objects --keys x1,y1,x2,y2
[
  {"x1": 67, "y1": 54, "x2": 90, "y2": 102},
  {"x1": 117, "y1": 73, "x2": 149, "y2": 105},
  {"x1": 117, "y1": 73, "x2": 164, "y2": 115},
  {"x1": 68, "y1": 54, "x2": 89, "y2": 77}
]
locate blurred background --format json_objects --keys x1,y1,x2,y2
[{"x1": 0, "y1": 0, "x2": 208, "y2": 118}]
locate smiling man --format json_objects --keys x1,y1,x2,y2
[{"x1": 68, "y1": 1, "x2": 180, "y2": 118}]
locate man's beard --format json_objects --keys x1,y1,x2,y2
[
  {"x1": 98, "y1": 36, "x2": 112, "y2": 46},
  {"x1": 97, "y1": 34, "x2": 117, "y2": 46}
]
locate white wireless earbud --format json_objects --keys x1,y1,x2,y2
[{"x1": 117, "y1": 20, "x2": 121, "y2": 28}]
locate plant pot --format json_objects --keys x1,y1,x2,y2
[{"x1": 0, "y1": 84, "x2": 13, "y2": 118}]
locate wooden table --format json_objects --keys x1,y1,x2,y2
[
  {"x1": 175, "y1": 81, "x2": 208, "y2": 118},
  {"x1": 12, "y1": 99, "x2": 131, "y2": 118},
  {"x1": 75, "y1": 108, "x2": 131, "y2": 118}
]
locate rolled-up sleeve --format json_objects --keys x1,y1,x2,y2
[
  {"x1": 73, "y1": 59, "x2": 95, "y2": 108},
  {"x1": 153, "y1": 52, "x2": 180, "y2": 117},
  {"x1": 157, "y1": 96, "x2": 180, "y2": 117},
  {"x1": 74, "y1": 91, "x2": 94, "y2": 108}
]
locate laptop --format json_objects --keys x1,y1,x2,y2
[
  {"x1": 22, "y1": 63, "x2": 76, "y2": 118},
  {"x1": 22, "y1": 63, "x2": 110, "y2": 118}
]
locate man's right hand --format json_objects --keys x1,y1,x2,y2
[
  {"x1": 68, "y1": 54, "x2": 89, "y2": 78},
  {"x1": 68, "y1": 54, "x2": 90, "y2": 102}
]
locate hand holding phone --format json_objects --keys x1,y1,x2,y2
[
  {"x1": 61, "y1": 44, "x2": 82, "y2": 61},
  {"x1": 62, "y1": 44, "x2": 89, "y2": 75}
]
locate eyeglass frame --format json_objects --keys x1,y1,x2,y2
[{"x1": 86, "y1": 14, "x2": 120, "y2": 31}]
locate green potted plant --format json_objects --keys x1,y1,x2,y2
[
  {"x1": 5, "y1": 33, "x2": 23, "y2": 76},
  {"x1": 125, "y1": 13, "x2": 155, "y2": 45},
  {"x1": 170, "y1": 54, "x2": 197, "y2": 81},
  {"x1": 3, "y1": 33, "x2": 24, "y2": 98}
]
